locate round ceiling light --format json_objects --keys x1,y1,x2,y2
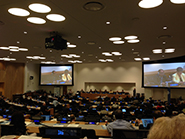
[
  {"x1": 170, "y1": 0, "x2": 185, "y2": 4},
  {"x1": 127, "y1": 39, "x2": 140, "y2": 43},
  {"x1": 9, "y1": 49, "x2": 19, "y2": 52},
  {"x1": 124, "y1": 35, "x2": 138, "y2": 40},
  {"x1": 109, "y1": 37, "x2": 122, "y2": 41},
  {"x1": 28, "y1": 3, "x2": 51, "y2": 13},
  {"x1": 0, "y1": 47, "x2": 9, "y2": 50},
  {"x1": 113, "y1": 41, "x2": 124, "y2": 44},
  {"x1": 46, "y1": 14, "x2": 65, "y2": 22},
  {"x1": 19, "y1": 48, "x2": 28, "y2": 51},
  {"x1": 138, "y1": 0, "x2": 163, "y2": 8},
  {"x1": 27, "y1": 17, "x2": 46, "y2": 24},
  {"x1": 8, "y1": 8, "x2": 30, "y2": 16},
  {"x1": 67, "y1": 44, "x2": 76, "y2": 48},
  {"x1": 9, "y1": 46, "x2": 19, "y2": 49}
]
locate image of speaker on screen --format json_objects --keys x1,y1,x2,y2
[
  {"x1": 61, "y1": 69, "x2": 72, "y2": 83},
  {"x1": 145, "y1": 69, "x2": 171, "y2": 87},
  {"x1": 172, "y1": 67, "x2": 185, "y2": 85}
]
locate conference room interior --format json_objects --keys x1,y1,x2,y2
[{"x1": 1, "y1": 0, "x2": 185, "y2": 139}]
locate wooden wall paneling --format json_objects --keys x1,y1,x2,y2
[{"x1": 0, "y1": 61, "x2": 25, "y2": 100}]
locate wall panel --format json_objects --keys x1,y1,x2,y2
[{"x1": 0, "y1": 61, "x2": 24, "y2": 99}]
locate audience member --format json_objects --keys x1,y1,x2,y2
[
  {"x1": 10, "y1": 111, "x2": 27, "y2": 135},
  {"x1": 148, "y1": 113, "x2": 185, "y2": 139},
  {"x1": 107, "y1": 109, "x2": 135, "y2": 136}
]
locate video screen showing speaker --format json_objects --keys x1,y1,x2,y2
[
  {"x1": 45, "y1": 35, "x2": 67, "y2": 51},
  {"x1": 39, "y1": 64, "x2": 73, "y2": 86},
  {"x1": 143, "y1": 62, "x2": 185, "y2": 88}
]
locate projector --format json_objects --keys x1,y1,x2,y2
[{"x1": 45, "y1": 35, "x2": 67, "y2": 50}]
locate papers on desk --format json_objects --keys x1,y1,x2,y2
[
  {"x1": 101, "y1": 125, "x2": 107, "y2": 130},
  {"x1": 0, "y1": 121, "x2": 10, "y2": 125},
  {"x1": 53, "y1": 123, "x2": 64, "y2": 127},
  {"x1": 1, "y1": 135, "x2": 17, "y2": 139},
  {"x1": 18, "y1": 135, "x2": 42, "y2": 139},
  {"x1": 25, "y1": 121, "x2": 32, "y2": 126},
  {"x1": 0, "y1": 119, "x2": 6, "y2": 122},
  {"x1": 67, "y1": 124, "x2": 79, "y2": 127}
]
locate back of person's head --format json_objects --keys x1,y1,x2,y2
[
  {"x1": 148, "y1": 114, "x2": 185, "y2": 139},
  {"x1": 115, "y1": 109, "x2": 123, "y2": 119},
  {"x1": 10, "y1": 111, "x2": 26, "y2": 135},
  {"x1": 11, "y1": 111, "x2": 25, "y2": 126}
]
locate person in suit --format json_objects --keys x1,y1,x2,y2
[{"x1": 151, "y1": 69, "x2": 170, "y2": 86}]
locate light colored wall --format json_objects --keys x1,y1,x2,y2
[
  {"x1": 24, "y1": 63, "x2": 40, "y2": 92},
  {"x1": 24, "y1": 62, "x2": 185, "y2": 100},
  {"x1": 75, "y1": 62, "x2": 144, "y2": 95}
]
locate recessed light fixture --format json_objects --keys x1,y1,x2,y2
[
  {"x1": 106, "y1": 21, "x2": 111, "y2": 25},
  {"x1": 170, "y1": 0, "x2": 185, "y2": 4},
  {"x1": 50, "y1": 50, "x2": 52, "y2": 52},
  {"x1": 99, "y1": 59, "x2": 106, "y2": 62},
  {"x1": 153, "y1": 49, "x2": 162, "y2": 54},
  {"x1": 19, "y1": 48, "x2": 28, "y2": 51},
  {"x1": 0, "y1": 47, "x2": 9, "y2": 50},
  {"x1": 109, "y1": 37, "x2": 122, "y2": 41},
  {"x1": 29, "y1": 3, "x2": 51, "y2": 13},
  {"x1": 9, "y1": 49, "x2": 19, "y2": 52},
  {"x1": 113, "y1": 41, "x2": 124, "y2": 44},
  {"x1": 46, "y1": 14, "x2": 66, "y2": 22},
  {"x1": 112, "y1": 52, "x2": 122, "y2": 56},
  {"x1": 124, "y1": 35, "x2": 138, "y2": 40},
  {"x1": 26, "y1": 56, "x2": 33, "y2": 59},
  {"x1": 165, "y1": 48, "x2": 175, "y2": 53},
  {"x1": 78, "y1": 35, "x2": 81, "y2": 39},
  {"x1": 104, "y1": 53, "x2": 112, "y2": 56},
  {"x1": 39, "y1": 57, "x2": 46, "y2": 59},
  {"x1": 134, "y1": 58, "x2": 142, "y2": 61},
  {"x1": 106, "y1": 59, "x2": 114, "y2": 62},
  {"x1": 8, "y1": 8, "x2": 30, "y2": 16},
  {"x1": 163, "y1": 26, "x2": 167, "y2": 30},
  {"x1": 27, "y1": 17, "x2": 46, "y2": 24},
  {"x1": 99, "y1": 47, "x2": 101, "y2": 49},
  {"x1": 67, "y1": 44, "x2": 76, "y2": 48},
  {"x1": 163, "y1": 42, "x2": 166, "y2": 45},
  {"x1": 133, "y1": 51, "x2": 139, "y2": 54},
  {"x1": 87, "y1": 41, "x2": 96, "y2": 45},
  {"x1": 143, "y1": 57, "x2": 150, "y2": 60},
  {"x1": 82, "y1": 52, "x2": 84, "y2": 54},
  {"x1": 138, "y1": 0, "x2": 163, "y2": 8},
  {"x1": 17, "y1": 41, "x2": 20, "y2": 44},
  {"x1": 83, "y1": 2, "x2": 104, "y2": 11},
  {"x1": 127, "y1": 39, "x2": 140, "y2": 43},
  {"x1": 102, "y1": 52, "x2": 110, "y2": 55},
  {"x1": 9, "y1": 46, "x2": 19, "y2": 49},
  {"x1": 24, "y1": 31, "x2": 27, "y2": 34}
]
